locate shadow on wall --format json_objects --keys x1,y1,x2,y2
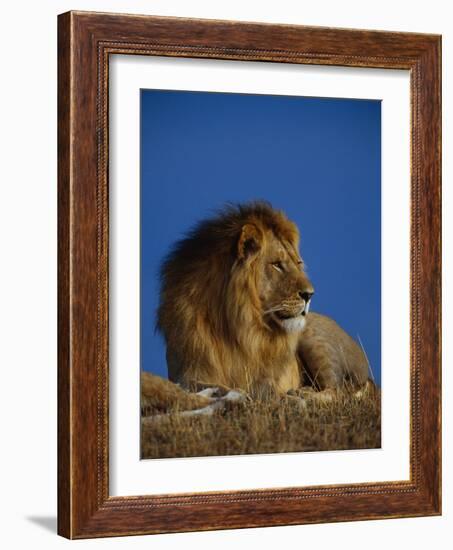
[{"x1": 25, "y1": 516, "x2": 57, "y2": 534}]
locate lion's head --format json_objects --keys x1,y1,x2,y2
[
  {"x1": 157, "y1": 202, "x2": 314, "y2": 393},
  {"x1": 234, "y1": 213, "x2": 314, "y2": 334}
]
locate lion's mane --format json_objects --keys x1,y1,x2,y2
[{"x1": 157, "y1": 202, "x2": 302, "y2": 395}]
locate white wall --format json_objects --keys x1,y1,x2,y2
[{"x1": 0, "y1": 1, "x2": 450, "y2": 548}]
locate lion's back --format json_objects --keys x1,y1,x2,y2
[{"x1": 298, "y1": 312, "x2": 370, "y2": 389}]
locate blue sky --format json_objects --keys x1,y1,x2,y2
[{"x1": 141, "y1": 89, "x2": 381, "y2": 385}]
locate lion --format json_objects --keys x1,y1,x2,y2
[
  {"x1": 140, "y1": 371, "x2": 247, "y2": 420},
  {"x1": 157, "y1": 202, "x2": 370, "y2": 398}
]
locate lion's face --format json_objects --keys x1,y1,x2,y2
[{"x1": 237, "y1": 223, "x2": 314, "y2": 333}]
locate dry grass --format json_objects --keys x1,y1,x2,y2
[{"x1": 141, "y1": 387, "x2": 381, "y2": 460}]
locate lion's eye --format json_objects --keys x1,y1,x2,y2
[{"x1": 272, "y1": 261, "x2": 284, "y2": 273}]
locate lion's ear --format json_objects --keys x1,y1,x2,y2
[{"x1": 237, "y1": 223, "x2": 263, "y2": 260}]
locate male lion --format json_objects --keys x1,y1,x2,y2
[{"x1": 157, "y1": 202, "x2": 370, "y2": 398}]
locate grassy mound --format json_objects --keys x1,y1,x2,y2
[{"x1": 141, "y1": 387, "x2": 381, "y2": 459}]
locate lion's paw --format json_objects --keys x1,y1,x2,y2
[{"x1": 196, "y1": 387, "x2": 220, "y2": 398}]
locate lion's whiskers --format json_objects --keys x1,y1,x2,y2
[
  {"x1": 263, "y1": 306, "x2": 287, "y2": 315},
  {"x1": 263, "y1": 301, "x2": 305, "y2": 316}
]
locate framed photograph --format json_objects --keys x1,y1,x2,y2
[{"x1": 58, "y1": 11, "x2": 441, "y2": 538}]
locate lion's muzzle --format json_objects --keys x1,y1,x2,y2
[{"x1": 272, "y1": 297, "x2": 312, "y2": 332}]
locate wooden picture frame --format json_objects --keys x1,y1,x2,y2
[{"x1": 58, "y1": 10, "x2": 441, "y2": 539}]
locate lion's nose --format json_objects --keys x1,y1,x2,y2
[{"x1": 298, "y1": 290, "x2": 314, "y2": 302}]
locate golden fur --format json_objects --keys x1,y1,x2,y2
[
  {"x1": 141, "y1": 371, "x2": 212, "y2": 414},
  {"x1": 298, "y1": 313, "x2": 370, "y2": 390},
  {"x1": 157, "y1": 202, "x2": 370, "y2": 397}
]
